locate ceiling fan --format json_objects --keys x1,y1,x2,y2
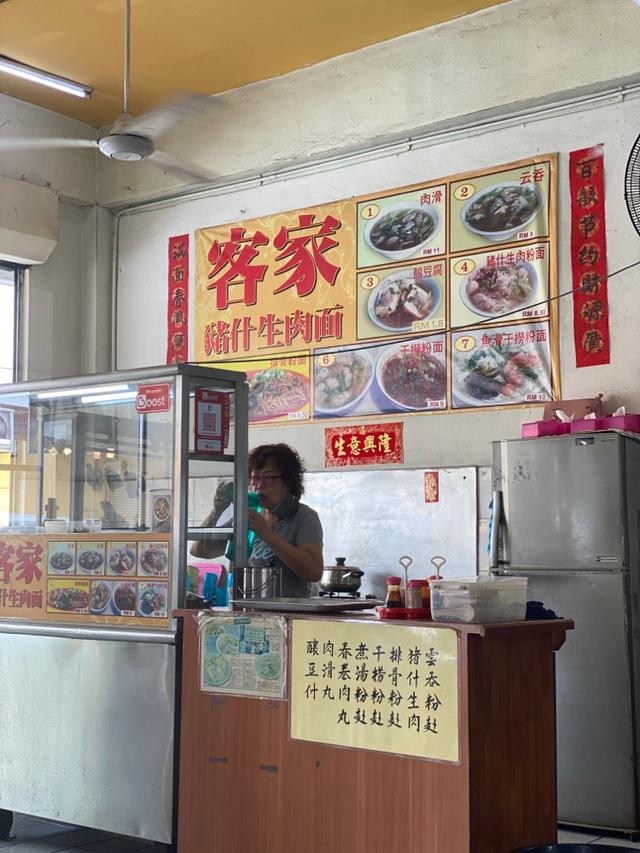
[{"x1": 0, "y1": 0, "x2": 215, "y2": 183}]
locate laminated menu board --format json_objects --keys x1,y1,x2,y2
[
  {"x1": 195, "y1": 155, "x2": 558, "y2": 422},
  {"x1": 0, "y1": 532, "x2": 172, "y2": 628}
]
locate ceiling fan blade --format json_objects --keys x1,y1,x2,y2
[
  {"x1": 122, "y1": 93, "x2": 216, "y2": 141},
  {"x1": 0, "y1": 137, "x2": 97, "y2": 152},
  {"x1": 148, "y1": 150, "x2": 215, "y2": 184}
]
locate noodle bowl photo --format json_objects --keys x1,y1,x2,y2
[
  {"x1": 375, "y1": 344, "x2": 447, "y2": 411},
  {"x1": 247, "y1": 368, "x2": 309, "y2": 421},
  {"x1": 314, "y1": 350, "x2": 374, "y2": 416}
]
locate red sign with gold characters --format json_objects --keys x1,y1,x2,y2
[
  {"x1": 569, "y1": 145, "x2": 610, "y2": 367},
  {"x1": 325, "y1": 422, "x2": 404, "y2": 467},
  {"x1": 424, "y1": 471, "x2": 440, "y2": 503},
  {"x1": 167, "y1": 234, "x2": 189, "y2": 364}
]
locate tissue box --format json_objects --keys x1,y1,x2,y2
[
  {"x1": 601, "y1": 414, "x2": 640, "y2": 434},
  {"x1": 521, "y1": 421, "x2": 571, "y2": 438},
  {"x1": 570, "y1": 417, "x2": 607, "y2": 433}
]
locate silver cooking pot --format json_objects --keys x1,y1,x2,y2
[{"x1": 319, "y1": 557, "x2": 364, "y2": 594}]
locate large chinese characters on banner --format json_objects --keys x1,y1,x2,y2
[
  {"x1": 0, "y1": 536, "x2": 46, "y2": 617},
  {"x1": 195, "y1": 155, "x2": 559, "y2": 424}
]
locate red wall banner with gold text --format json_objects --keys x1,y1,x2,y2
[
  {"x1": 167, "y1": 234, "x2": 189, "y2": 364},
  {"x1": 569, "y1": 145, "x2": 610, "y2": 367}
]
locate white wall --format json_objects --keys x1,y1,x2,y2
[
  {"x1": 96, "y1": 0, "x2": 640, "y2": 207},
  {"x1": 21, "y1": 202, "x2": 113, "y2": 381},
  {"x1": 114, "y1": 92, "x2": 640, "y2": 469},
  {"x1": 0, "y1": 94, "x2": 113, "y2": 379}
]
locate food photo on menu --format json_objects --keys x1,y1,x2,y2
[
  {"x1": 221, "y1": 355, "x2": 311, "y2": 424},
  {"x1": 449, "y1": 163, "x2": 550, "y2": 253},
  {"x1": 449, "y1": 243, "x2": 550, "y2": 329},
  {"x1": 451, "y1": 322, "x2": 552, "y2": 408},
  {"x1": 47, "y1": 579, "x2": 90, "y2": 614},
  {"x1": 356, "y1": 261, "x2": 446, "y2": 341},
  {"x1": 356, "y1": 185, "x2": 446, "y2": 268},
  {"x1": 313, "y1": 335, "x2": 448, "y2": 417}
]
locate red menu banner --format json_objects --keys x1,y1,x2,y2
[
  {"x1": 167, "y1": 235, "x2": 189, "y2": 364},
  {"x1": 569, "y1": 145, "x2": 610, "y2": 367},
  {"x1": 324, "y1": 422, "x2": 403, "y2": 467}
]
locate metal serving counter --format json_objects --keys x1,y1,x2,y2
[{"x1": 0, "y1": 365, "x2": 248, "y2": 846}]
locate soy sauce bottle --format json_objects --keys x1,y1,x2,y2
[{"x1": 385, "y1": 576, "x2": 404, "y2": 608}]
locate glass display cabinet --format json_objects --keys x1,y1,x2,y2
[{"x1": 0, "y1": 363, "x2": 247, "y2": 847}]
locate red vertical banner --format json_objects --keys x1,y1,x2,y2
[
  {"x1": 167, "y1": 235, "x2": 189, "y2": 364},
  {"x1": 570, "y1": 145, "x2": 610, "y2": 367}
]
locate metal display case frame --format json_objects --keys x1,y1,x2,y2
[{"x1": 0, "y1": 363, "x2": 248, "y2": 849}]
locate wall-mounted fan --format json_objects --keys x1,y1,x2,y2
[
  {"x1": 0, "y1": 0, "x2": 214, "y2": 182},
  {"x1": 624, "y1": 132, "x2": 640, "y2": 236}
]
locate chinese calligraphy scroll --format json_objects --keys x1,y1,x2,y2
[
  {"x1": 324, "y1": 422, "x2": 403, "y2": 467},
  {"x1": 569, "y1": 145, "x2": 610, "y2": 367},
  {"x1": 290, "y1": 619, "x2": 459, "y2": 762},
  {"x1": 167, "y1": 234, "x2": 189, "y2": 364}
]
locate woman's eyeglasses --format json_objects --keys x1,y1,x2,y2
[{"x1": 249, "y1": 473, "x2": 282, "y2": 486}]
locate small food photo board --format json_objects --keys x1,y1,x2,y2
[
  {"x1": 199, "y1": 614, "x2": 287, "y2": 699},
  {"x1": 47, "y1": 541, "x2": 76, "y2": 575}
]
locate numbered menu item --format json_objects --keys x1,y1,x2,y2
[
  {"x1": 138, "y1": 542, "x2": 169, "y2": 577},
  {"x1": 450, "y1": 163, "x2": 550, "y2": 252},
  {"x1": 314, "y1": 336, "x2": 447, "y2": 417},
  {"x1": 357, "y1": 261, "x2": 446, "y2": 341},
  {"x1": 106, "y1": 542, "x2": 137, "y2": 576},
  {"x1": 138, "y1": 582, "x2": 168, "y2": 618},
  {"x1": 47, "y1": 541, "x2": 76, "y2": 575},
  {"x1": 76, "y1": 542, "x2": 106, "y2": 575},
  {"x1": 47, "y1": 578, "x2": 90, "y2": 614},
  {"x1": 451, "y1": 322, "x2": 551, "y2": 408},
  {"x1": 357, "y1": 186, "x2": 446, "y2": 267},
  {"x1": 450, "y1": 244, "x2": 549, "y2": 328}
]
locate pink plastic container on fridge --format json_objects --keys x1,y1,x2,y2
[
  {"x1": 601, "y1": 414, "x2": 640, "y2": 434},
  {"x1": 521, "y1": 421, "x2": 571, "y2": 438},
  {"x1": 570, "y1": 417, "x2": 607, "y2": 433}
]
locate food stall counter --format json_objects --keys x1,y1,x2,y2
[{"x1": 175, "y1": 608, "x2": 573, "y2": 853}]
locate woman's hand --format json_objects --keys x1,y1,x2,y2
[
  {"x1": 248, "y1": 507, "x2": 273, "y2": 539},
  {"x1": 213, "y1": 480, "x2": 233, "y2": 515}
]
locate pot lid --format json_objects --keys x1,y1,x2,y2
[{"x1": 324, "y1": 557, "x2": 363, "y2": 574}]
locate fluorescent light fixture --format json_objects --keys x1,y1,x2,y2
[
  {"x1": 37, "y1": 384, "x2": 130, "y2": 400},
  {"x1": 80, "y1": 391, "x2": 137, "y2": 404},
  {"x1": 0, "y1": 54, "x2": 92, "y2": 99}
]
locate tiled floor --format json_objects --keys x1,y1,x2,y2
[
  {"x1": 0, "y1": 814, "x2": 154, "y2": 852},
  {"x1": 556, "y1": 827, "x2": 640, "y2": 847},
  {"x1": 3, "y1": 814, "x2": 640, "y2": 851}
]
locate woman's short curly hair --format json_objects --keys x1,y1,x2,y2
[{"x1": 248, "y1": 443, "x2": 306, "y2": 500}]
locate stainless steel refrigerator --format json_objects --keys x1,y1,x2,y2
[{"x1": 491, "y1": 431, "x2": 640, "y2": 834}]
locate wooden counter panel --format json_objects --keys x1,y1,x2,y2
[
  {"x1": 176, "y1": 612, "x2": 571, "y2": 853},
  {"x1": 177, "y1": 613, "x2": 470, "y2": 853}
]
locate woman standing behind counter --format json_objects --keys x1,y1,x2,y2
[{"x1": 190, "y1": 443, "x2": 324, "y2": 597}]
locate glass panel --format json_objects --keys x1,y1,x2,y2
[
  {"x1": 0, "y1": 268, "x2": 16, "y2": 384},
  {"x1": 0, "y1": 377, "x2": 175, "y2": 532}
]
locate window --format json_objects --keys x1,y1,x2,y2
[{"x1": 0, "y1": 264, "x2": 20, "y2": 384}]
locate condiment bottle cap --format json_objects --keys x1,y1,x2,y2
[
  {"x1": 408, "y1": 579, "x2": 423, "y2": 588},
  {"x1": 386, "y1": 576, "x2": 402, "y2": 584}
]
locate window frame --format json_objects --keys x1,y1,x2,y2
[{"x1": 0, "y1": 262, "x2": 24, "y2": 384}]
